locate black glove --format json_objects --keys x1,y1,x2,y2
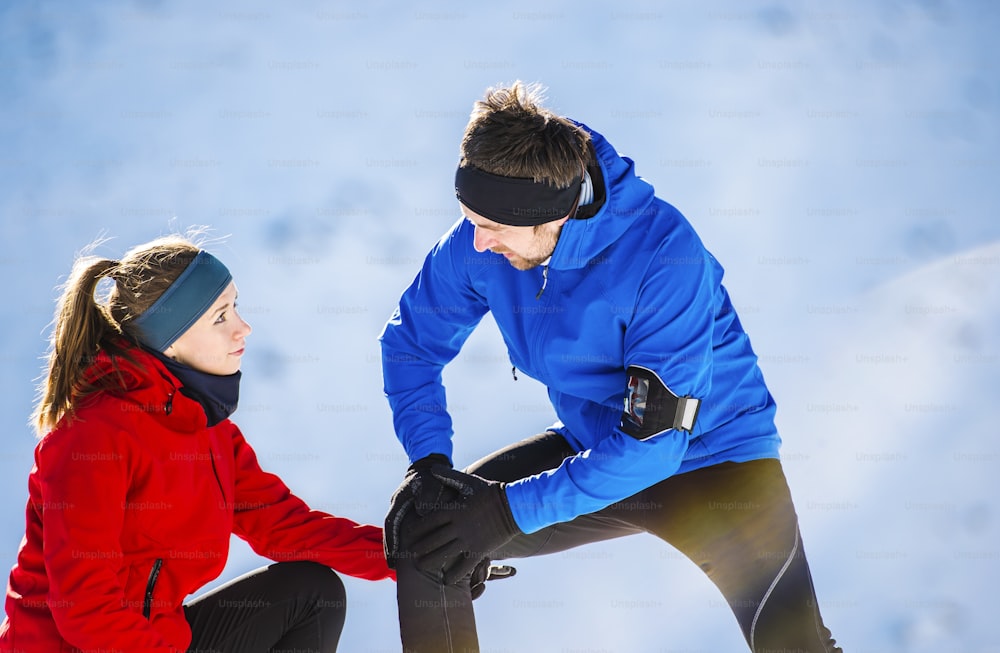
[
  {"x1": 383, "y1": 453, "x2": 454, "y2": 569},
  {"x1": 405, "y1": 466, "x2": 522, "y2": 585},
  {"x1": 469, "y1": 558, "x2": 517, "y2": 600}
]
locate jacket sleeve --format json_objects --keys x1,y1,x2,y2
[
  {"x1": 504, "y1": 227, "x2": 719, "y2": 533},
  {"x1": 378, "y1": 219, "x2": 490, "y2": 463},
  {"x1": 227, "y1": 427, "x2": 395, "y2": 581},
  {"x1": 36, "y1": 421, "x2": 179, "y2": 652}
]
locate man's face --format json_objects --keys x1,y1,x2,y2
[{"x1": 462, "y1": 204, "x2": 569, "y2": 271}]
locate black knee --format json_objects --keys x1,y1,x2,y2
[
  {"x1": 262, "y1": 560, "x2": 347, "y2": 630},
  {"x1": 266, "y1": 562, "x2": 346, "y2": 652},
  {"x1": 272, "y1": 561, "x2": 345, "y2": 605},
  {"x1": 465, "y1": 431, "x2": 573, "y2": 481}
]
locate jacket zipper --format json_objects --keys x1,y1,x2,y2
[
  {"x1": 143, "y1": 558, "x2": 163, "y2": 619},
  {"x1": 513, "y1": 263, "x2": 551, "y2": 381},
  {"x1": 535, "y1": 264, "x2": 550, "y2": 300},
  {"x1": 209, "y1": 452, "x2": 228, "y2": 508},
  {"x1": 532, "y1": 263, "x2": 559, "y2": 380}
]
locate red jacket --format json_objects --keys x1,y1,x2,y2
[{"x1": 0, "y1": 347, "x2": 393, "y2": 652}]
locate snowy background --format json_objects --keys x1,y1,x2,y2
[{"x1": 1, "y1": 1, "x2": 998, "y2": 651}]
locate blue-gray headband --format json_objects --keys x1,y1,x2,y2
[{"x1": 131, "y1": 250, "x2": 232, "y2": 352}]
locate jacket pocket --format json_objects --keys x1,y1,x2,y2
[{"x1": 142, "y1": 558, "x2": 163, "y2": 620}]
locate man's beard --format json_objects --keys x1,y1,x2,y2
[
  {"x1": 496, "y1": 224, "x2": 560, "y2": 271},
  {"x1": 505, "y1": 251, "x2": 551, "y2": 271}
]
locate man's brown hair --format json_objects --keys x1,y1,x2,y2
[{"x1": 460, "y1": 81, "x2": 592, "y2": 189}]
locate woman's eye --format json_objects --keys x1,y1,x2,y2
[{"x1": 214, "y1": 312, "x2": 227, "y2": 324}]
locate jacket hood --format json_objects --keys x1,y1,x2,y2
[
  {"x1": 78, "y1": 345, "x2": 208, "y2": 432},
  {"x1": 548, "y1": 122, "x2": 657, "y2": 270}
]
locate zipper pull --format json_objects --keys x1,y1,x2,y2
[
  {"x1": 511, "y1": 366, "x2": 518, "y2": 381},
  {"x1": 535, "y1": 265, "x2": 549, "y2": 300},
  {"x1": 143, "y1": 558, "x2": 163, "y2": 619}
]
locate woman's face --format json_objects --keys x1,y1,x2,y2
[{"x1": 164, "y1": 281, "x2": 251, "y2": 375}]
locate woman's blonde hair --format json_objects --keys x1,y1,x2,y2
[{"x1": 33, "y1": 235, "x2": 202, "y2": 434}]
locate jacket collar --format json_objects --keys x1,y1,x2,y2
[
  {"x1": 84, "y1": 346, "x2": 209, "y2": 432},
  {"x1": 146, "y1": 348, "x2": 241, "y2": 427}
]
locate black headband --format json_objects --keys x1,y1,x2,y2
[{"x1": 455, "y1": 165, "x2": 582, "y2": 227}]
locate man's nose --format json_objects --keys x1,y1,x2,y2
[{"x1": 472, "y1": 225, "x2": 495, "y2": 253}]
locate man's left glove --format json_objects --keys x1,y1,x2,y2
[
  {"x1": 383, "y1": 453, "x2": 455, "y2": 569},
  {"x1": 405, "y1": 466, "x2": 522, "y2": 586}
]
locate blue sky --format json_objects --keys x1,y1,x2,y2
[{"x1": 1, "y1": 1, "x2": 998, "y2": 650}]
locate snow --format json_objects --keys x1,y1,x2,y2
[{"x1": 1, "y1": 2, "x2": 997, "y2": 650}]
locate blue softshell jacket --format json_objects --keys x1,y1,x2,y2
[{"x1": 379, "y1": 124, "x2": 782, "y2": 534}]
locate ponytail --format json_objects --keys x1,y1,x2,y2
[
  {"x1": 33, "y1": 257, "x2": 127, "y2": 434},
  {"x1": 32, "y1": 234, "x2": 203, "y2": 435}
]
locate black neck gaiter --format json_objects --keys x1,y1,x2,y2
[{"x1": 148, "y1": 349, "x2": 241, "y2": 426}]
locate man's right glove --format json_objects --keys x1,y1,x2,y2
[{"x1": 383, "y1": 453, "x2": 455, "y2": 569}]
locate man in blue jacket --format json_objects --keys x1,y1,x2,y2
[{"x1": 380, "y1": 82, "x2": 841, "y2": 653}]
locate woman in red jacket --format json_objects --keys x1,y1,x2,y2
[{"x1": 0, "y1": 234, "x2": 394, "y2": 652}]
